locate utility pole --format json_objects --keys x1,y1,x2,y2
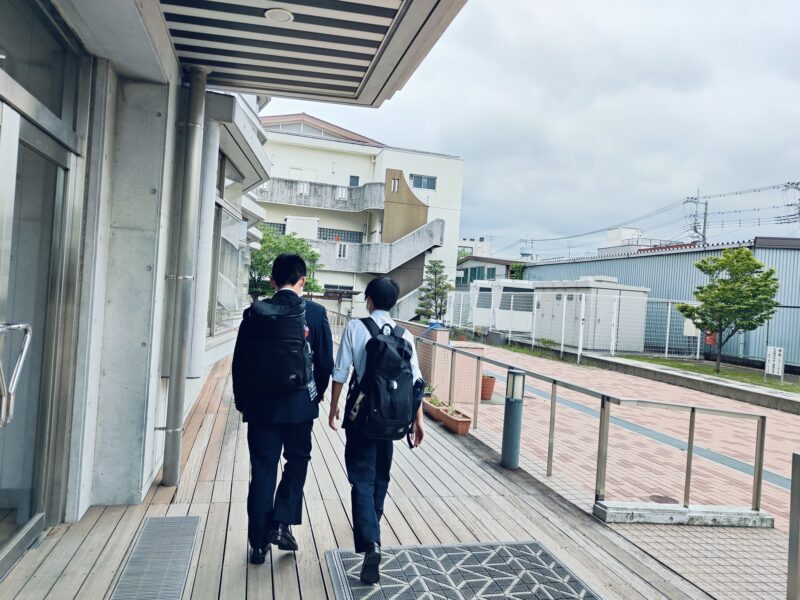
[
  {"x1": 687, "y1": 189, "x2": 708, "y2": 245},
  {"x1": 701, "y1": 199, "x2": 708, "y2": 245}
]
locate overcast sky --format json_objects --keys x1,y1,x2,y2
[{"x1": 263, "y1": 1, "x2": 800, "y2": 259}]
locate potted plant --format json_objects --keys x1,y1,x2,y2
[
  {"x1": 439, "y1": 405, "x2": 472, "y2": 435},
  {"x1": 480, "y1": 374, "x2": 496, "y2": 401},
  {"x1": 422, "y1": 386, "x2": 444, "y2": 421}
]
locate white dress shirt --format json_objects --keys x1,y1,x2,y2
[{"x1": 333, "y1": 310, "x2": 422, "y2": 384}]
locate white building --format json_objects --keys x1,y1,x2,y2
[
  {"x1": 456, "y1": 255, "x2": 526, "y2": 289},
  {"x1": 257, "y1": 113, "x2": 463, "y2": 318},
  {"x1": 466, "y1": 277, "x2": 650, "y2": 352},
  {"x1": 459, "y1": 236, "x2": 492, "y2": 257}
]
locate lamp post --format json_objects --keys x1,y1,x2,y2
[{"x1": 501, "y1": 368, "x2": 526, "y2": 469}]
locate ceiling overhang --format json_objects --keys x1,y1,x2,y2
[{"x1": 159, "y1": 0, "x2": 466, "y2": 107}]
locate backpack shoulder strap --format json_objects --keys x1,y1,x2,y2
[
  {"x1": 392, "y1": 325, "x2": 406, "y2": 339},
  {"x1": 360, "y1": 317, "x2": 381, "y2": 339}
]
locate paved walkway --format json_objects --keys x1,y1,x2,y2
[
  {"x1": 0, "y1": 358, "x2": 707, "y2": 600},
  {"x1": 455, "y1": 343, "x2": 793, "y2": 599}
]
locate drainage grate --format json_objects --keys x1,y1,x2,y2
[{"x1": 111, "y1": 516, "x2": 199, "y2": 600}]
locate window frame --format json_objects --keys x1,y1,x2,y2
[{"x1": 409, "y1": 173, "x2": 437, "y2": 191}]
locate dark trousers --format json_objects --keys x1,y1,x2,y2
[
  {"x1": 246, "y1": 420, "x2": 313, "y2": 549},
  {"x1": 344, "y1": 428, "x2": 394, "y2": 553}
]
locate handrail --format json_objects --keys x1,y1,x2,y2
[
  {"x1": 0, "y1": 322, "x2": 33, "y2": 427},
  {"x1": 326, "y1": 309, "x2": 768, "y2": 512}
]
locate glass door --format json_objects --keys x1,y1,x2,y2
[{"x1": 0, "y1": 102, "x2": 68, "y2": 575}]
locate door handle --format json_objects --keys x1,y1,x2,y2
[{"x1": 0, "y1": 323, "x2": 32, "y2": 427}]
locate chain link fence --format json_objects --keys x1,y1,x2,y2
[{"x1": 444, "y1": 291, "x2": 799, "y2": 367}]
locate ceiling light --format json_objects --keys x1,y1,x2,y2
[{"x1": 264, "y1": 8, "x2": 294, "y2": 23}]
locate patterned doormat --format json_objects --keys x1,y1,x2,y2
[{"x1": 326, "y1": 541, "x2": 600, "y2": 599}]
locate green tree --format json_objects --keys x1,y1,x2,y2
[
  {"x1": 677, "y1": 248, "x2": 779, "y2": 372},
  {"x1": 509, "y1": 263, "x2": 525, "y2": 280},
  {"x1": 248, "y1": 225, "x2": 323, "y2": 301},
  {"x1": 416, "y1": 259, "x2": 454, "y2": 321},
  {"x1": 457, "y1": 247, "x2": 471, "y2": 260}
]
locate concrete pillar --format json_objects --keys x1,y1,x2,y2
[
  {"x1": 91, "y1": 80, "x2": 171, "y2": 505},
  {"x1": 187, "y1": 119, "x2": 221, "y2": 379}
]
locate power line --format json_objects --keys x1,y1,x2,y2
[
  {"x1": 522, "y1": 199, "x2": 686, "y2": 243},
  {"x1": 685, "y1": 181, "x2": 800, "y2": 202}
]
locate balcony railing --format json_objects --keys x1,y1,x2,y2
[
  {"x1": 257, "y1": 177, "x2": 385, "y2": 212},
  {"x1": 311, "y1": 218, "x2": 444, "y2": 274}
]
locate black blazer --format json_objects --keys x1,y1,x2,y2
[{"x1": 232, "y1": 290, "x2": 333, "y2": 425}]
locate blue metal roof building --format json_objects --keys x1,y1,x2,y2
[{"x1": 523, "y1": 237, "x2": 800, "y2": 367}]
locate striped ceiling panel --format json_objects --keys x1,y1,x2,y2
[{"x1": 160, "y1": 0, "x2": 466, "y2": 106}]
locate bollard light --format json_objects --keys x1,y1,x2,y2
[
  {"x1": 501, "y1": 368, "x2": 526, "y2": 469},
  {"x1": 506, "y1": 368, "x2": 525, "y2": 401}
]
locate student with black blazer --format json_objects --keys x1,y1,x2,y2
[{"x1": 232, "y1": 254, "x2": 333, "y2": 565}]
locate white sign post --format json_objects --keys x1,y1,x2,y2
[{"x1": 765, "y1": 346, "x2": 785, "y2": 384}]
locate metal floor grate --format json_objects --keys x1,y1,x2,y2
[
  {"x1": 327, "y1": 541, "x2": 600, "y2": 599},
  {"x1": 111, "y1": 516, "x2": 199, "y2": 600}
]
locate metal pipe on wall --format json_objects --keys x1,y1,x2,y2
[{"x1": 163, "y1": 67, "x2": 210, "y2": 487}]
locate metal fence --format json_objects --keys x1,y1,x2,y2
[
  {"x1": 329, "y1": 308, "x2": 800, "y2": 593},
  {"x1": 326, "y1": 308, "x2": 769, "y2": 515},
  {"x1": 445, "y1": 290, "x2": 799, "y2": 366}
]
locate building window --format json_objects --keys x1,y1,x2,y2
[
  {"x1": 323, "y1": 284, "x2": 355, "y2": 300},
  {"x1": 410, "y1": 174, "x2": 437, "y2": 190},
  {"x1": 468, "y1": 266, "x2": 485, "y2": 282},
  {"x1": 487, "y1": 267, "x2": 496, "y2": 280},
  {"x1": 264, "y1": 222, "x2": 286, "y2": 235},
  {"x1": 319, "y1": 228, "x2": 363, "y2": 244},
  {"x1": 336, "y1": 186, "x2": 348, "y2": 200},
  {"x1": 215, "y1": 153, "x2": 244, "y2": 210},
  {"x1": 337, "y1": 243, "x2": 348, "y2": 259},
  {"x1": 223, "y1": 159, "x2": 243, "y2": 210},
  {"x1": 0, "y1": 0, "x2": 80, "y2": 124},
  {"x1": 208, "y1": 207, "x2": 248, "y2": 336},
  {"x1": 391, "y1": 178, "x2": 399, "y2": 193},
  {"x1": 349, "y1": 175, "x2": 360, "y2": 187},
  {"x1": 297, "y1": 181, "x2": 310, "y2": 195}
]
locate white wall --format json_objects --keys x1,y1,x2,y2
[
  {"x1": 376, "y1": 148, "x2": 463, "y2": 282},
  {"x1": 265, "y1": 204, "x2": 368, "y2": 233},
  {"x1": 263, "y1": 131, "x2": 464, "y2": 293},
  {"x1": 265, "y1": 135, "x2": 378, "y2": 185}
]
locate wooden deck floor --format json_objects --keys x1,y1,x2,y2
[{"x1": 0, "y1": 359, "x2": 710, "y2": 600}]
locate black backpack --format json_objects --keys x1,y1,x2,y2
[
  {"x1": 241, "y1": 295, "x2": 311, "y2": 397},
  {"x1": 358, "y1": 318, "x2": 419, "y2": 443}
]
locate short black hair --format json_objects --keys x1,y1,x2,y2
[
  {"x1": 271, "y1": 253, "x2": 307, "y2": 287},
  {"x1": 364, "y1": 277, "x2": 399, "y2": 311}
]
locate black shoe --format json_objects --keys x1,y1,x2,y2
[
  {"x1": 249, "y1": 546, "x2": 267, "y2": 565},
  {"x1": 360, "y1": 543, "x2": 381, "y2": 585},
  {"x1": 269, "y1": 524, "x2": 299, "y2": 551}
]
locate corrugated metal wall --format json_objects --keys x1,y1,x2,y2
[{"x1": 524, "y1": 244, "x2": 800, "y2": 366}]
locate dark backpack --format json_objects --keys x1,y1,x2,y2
[
  {"x1": 358, "y1": 318, "x2": 419, "y2": 443},
  {"x1": 242, "y1": 295, "x2": 311, "y2": 397}
]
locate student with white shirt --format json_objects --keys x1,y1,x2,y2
[{"x1": 329, "y1": 277, "x2": 425, "y2": 584}]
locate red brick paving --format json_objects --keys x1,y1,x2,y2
[
  {"x1": 461, "y1": 344, "x2": 798, "y2": 533},
  {"x1": 444, "y1": 343, "x2": 793, "y2": 599}
]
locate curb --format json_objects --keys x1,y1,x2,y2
[{"x1": 582, "y1": 354, "x2": 800, "y2": 416}]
